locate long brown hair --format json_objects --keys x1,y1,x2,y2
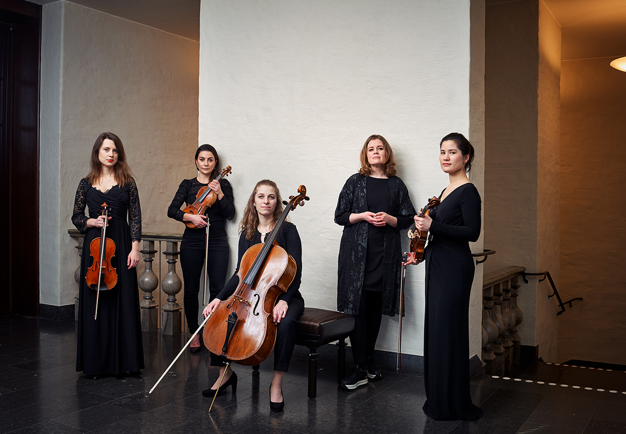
[
  {"x1": 358, "y1": 134, "x2": 397, "y2": 177},
  {"x1": 86, "y1": 132, "x2": 134, "y2": 186},
  {"x1": 239, "y1": 180, "x2": 284, "y2": 241}
]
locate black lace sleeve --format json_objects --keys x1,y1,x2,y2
[
  {"x1": 128, "y1": 178, "x2": 142, "y2": 242},
  {"x1": 72, "y1": 178, "x2": 90, "y2": 233},
  {"x1": 334, "y1": 174, "x2": 358, "y2": 226},
  {"x1": 395, "y1": 177, "x2": 417, "y2": 230}
]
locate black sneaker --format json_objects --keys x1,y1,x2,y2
[
  {"x1": 366, "y1": 357, "x2": 383, "y2": 380},
  {"x1": 340, "y1": 366, "x2": 368, "y2": 390}
]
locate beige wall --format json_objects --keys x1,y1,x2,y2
[
  {"x1": 536, "y1": 0, "x2": 561, "y2": 362},
  {"x1": 40, "y1": 1, "x2": 199, "y2": 306},
  {"x1": 200, "y1": 0, "x2": 485, "y2": 359},
  {"x1": 485, "y1": 0, "x2": 561, "y2": 361},
  {"x1": 559, "y1": 58, "x2": 626, "y2": 365}
]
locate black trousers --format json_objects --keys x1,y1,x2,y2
[
  {"x1": 350, "y1": 290, "x2": 383, "y2": 367},
  {"x1": 180, "y1": 236, "x2": 229, "y2": 333},
  {"x1": 210, "y1": 296, "x2": 305, "y2": 372}
]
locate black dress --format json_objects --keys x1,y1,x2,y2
[
  {"x1": 422, "y1": 183, "x2": 483, "y2": 420},
  {"x1": 72, "y1": 178, "x2": 144, "y2": 376}
]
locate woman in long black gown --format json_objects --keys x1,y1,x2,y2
[
  {"x1": 409, "y1": 132, "x2": 483, "y2": 420},
  {"x1": 72, "y1": 132, "x2": 144, "y2": 378},
  {"x1": 335, "y1": 135, "x2": 415, "y2": 390}
]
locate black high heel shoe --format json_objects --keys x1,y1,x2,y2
[
  {"x1": 269, "y1": 385, "x2": 284, "y2": 413},
  {"x1": 189, "y1": 334, "x2": 202, "y2": 354},
  {"x1": 202, "y1": 371, "x2": 238, "y2": 397}
]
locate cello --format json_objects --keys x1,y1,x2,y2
[
  {"x1": 182, "y1": 166, "x2": 232, "y2": 229},
  {"x1": 85, "y1": 203, "x2": 118, "y2": 319},
  {"x1": 202, "y1": 185, "x2": 309, "y2": 366}
]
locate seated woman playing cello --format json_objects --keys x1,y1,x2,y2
[{"x1": 202, "y1": 179, "x2": 305, "y2": 413}]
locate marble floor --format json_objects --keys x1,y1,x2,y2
[{"x1": 1, "y1": 315, "x2": 625, "y2": 433}]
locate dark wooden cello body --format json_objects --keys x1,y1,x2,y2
[{"x1": 202, "y1": 185, "x2": 309, "y2": 366}]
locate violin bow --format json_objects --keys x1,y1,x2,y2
[
  {"x1": 396, "y1": 254, "x2": 407, "y2": 372},
  {"x1": 202, "y1": 218, "x2": 210, "y2": 306},
  {"x1": 149, "y1": 311, "x2": 214, "y2": 394},
  {"x1": 208, "y1": 361, "x2": 230, "y2": 413},
  {"x1": 94, "y1": 203, "x2": 109, "y2": 320}
]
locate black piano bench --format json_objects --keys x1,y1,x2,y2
[{"x1": 295, "y1": 307, "x2": 355, "y2": 398}]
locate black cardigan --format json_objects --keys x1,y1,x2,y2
[{"x1": 334, "y1": 173, "x2": 415, "y2": 316}]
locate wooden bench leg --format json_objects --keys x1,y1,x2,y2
[
  {"x1": 337, "y1": 338, "x2": 347, "y2": 383},
  {"x1": 308, "y1": 347, "x2": 318, "y2": 398}
]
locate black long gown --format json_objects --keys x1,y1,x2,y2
[
  {"x1": 422, "y1": 183, "x2": 483, "y2": 421},
  {"x1": 72, "y1": 178, "x2": 145, "y2": 376}
]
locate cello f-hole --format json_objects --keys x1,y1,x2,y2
[{"x1": 252, "y1": 293, "x2": 260, "y2": 316}]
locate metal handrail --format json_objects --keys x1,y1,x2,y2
[{"x1": 522, "y1": 271, "x2": 582, "y2": 315}]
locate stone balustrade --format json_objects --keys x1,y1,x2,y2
[
  {"x1": 68, "y1": 230, "x2": 185, "y2": 335},
  {"x1": 482, "y1": 265, "x2": 526, "y2": 375}
]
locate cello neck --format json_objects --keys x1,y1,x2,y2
[
  {"x1": 241, "y1": 185, "x2": 308, "y2": 286},
  {"x1": 242, "y1": 203, "x2": 292, "y2": 285}
]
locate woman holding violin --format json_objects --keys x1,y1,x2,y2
[
  {"x1": 167, "y1": 144, "x2": 235, "y2": 353},
  {"x1": 335, "y1": 135, "x2": 415, "y2": 390},
  {"x1": 72, "y1": 132, "x2": 144, "y2": 378},
  {"x1": 203, "y1": 180, "x2": 304, "y2": 413},
  {"x1": 405, "y1": 132, "x2": 483, "y2": 421}
]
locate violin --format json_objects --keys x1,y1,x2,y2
[
  {"x1": 183, "y1": 166, "x2": 232, "y2": 228},
  {"x1": 85, "y1": 203, "x2": 118, "y2": 319},
  {"x1": 407, "y1": 197, "x2": 440, "y2": 264},
  {"x1": 202, "y1": 185, "x2": 309, "y2": 366}
]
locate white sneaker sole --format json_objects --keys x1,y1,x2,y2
[
  {"x1": 341, "y1": 378, "x2": 368, "y2": 390},
  {"x1": 367, "y1": 372, "x2": 383, "y2": 380}
]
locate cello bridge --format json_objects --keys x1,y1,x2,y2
[
  {"x1": 407, "y1": 229, "x2": 418, "y2": 239},
  {"x1": 233, "y1": 295, "x2": 251, "y2": 307}
]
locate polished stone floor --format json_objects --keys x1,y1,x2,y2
[{"x1": 1, "y1": 315, "x2": 626, "y2": 433}]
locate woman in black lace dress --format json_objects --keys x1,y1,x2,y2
[
  {"x1": 72, "y1": 132, "x2": 144, "y2": 378},
  {"x1": 167, "y1": 144, "x2": 235, "y2": 353}
]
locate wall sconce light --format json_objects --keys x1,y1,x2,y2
[{"x1": 610, "y1": 56, "x2": 626, "y2": 72}]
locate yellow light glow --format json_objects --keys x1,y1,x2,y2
[{"x1": 610, "y1": 56, "x2": 626, "y2": 72}]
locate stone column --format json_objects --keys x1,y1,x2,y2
[
  {"x1": 138, "y1": 240, "x2": 159, "y2": 331},
  {"x1": 161, "y1": 241, "x2": 183, "y2": 335}
]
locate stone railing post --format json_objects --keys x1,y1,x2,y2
[
  {"x1": 138, "y1": 240, "x2": 159, "y2": 331},
  {"x1": 161, "y1": 241, "x2": 183, "y2": 335}
]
